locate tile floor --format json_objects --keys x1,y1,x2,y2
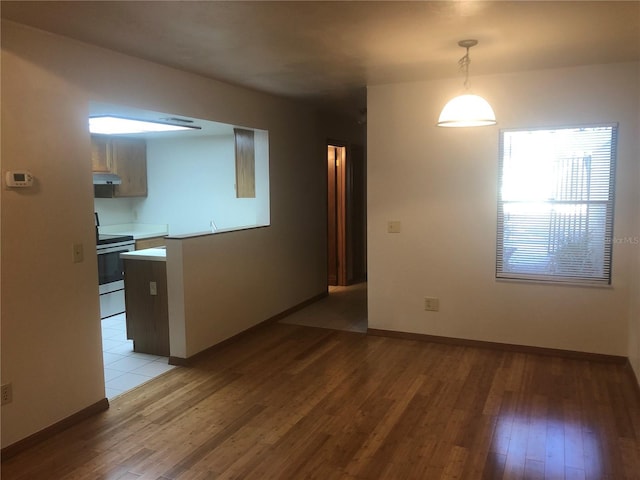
[
  {"x1": 101, "y1": 313, "x2": 175, "y2": 399},
  {"x1": 280, "y1": 282, "x2": 367, "y2": 332}
]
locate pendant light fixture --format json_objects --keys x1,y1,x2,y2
[{"x1": 437, "y1": 39, "x2": 496, "y2": 127}]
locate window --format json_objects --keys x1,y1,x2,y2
[{"x1": 496, "y1": 124, "x2": 617, "y2": 285}]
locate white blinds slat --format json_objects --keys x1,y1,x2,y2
[{"x1": 496, "y1": 124, "x2": 617, "y2": 285}]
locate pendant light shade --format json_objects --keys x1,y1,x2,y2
[
  {"x1": 437, "y1": 39, "x2": 496, "y2": 128},
  {"x1": 437, "y1": 94, "x2": 496, "y2": 127}
]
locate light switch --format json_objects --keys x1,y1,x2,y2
[
  {"x1": 149, "y1": 281, "x2": 157, "y2": 296},
  {"x1": 387, "y1": 221, "x2": 401, "y2": 233}
]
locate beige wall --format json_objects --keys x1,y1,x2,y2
[
  {"x1": 367, "y1": 62, "x2": 639, "y2": 358},
  {"x1": 1, "y1": 21, "x2": 325, "y2": 448},
  {"x1": 317, "y1": 109, "x2": 366, "y2": 148},
  {"x1": 630, "y1": 63, "x2": 640, "y2": 383},
  {"x1": 167, "y1": 219, "x2": 326, "y2": 359}
]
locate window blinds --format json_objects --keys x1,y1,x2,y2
[{"x1": 496, "y1": 124, "x2": 617, "y2": 285}]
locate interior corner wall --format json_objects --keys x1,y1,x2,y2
[
  {"x1": 317, "y1": 110, "x2": 366, "y2": 148},
  {"x1": 630, "y1": 237, "x2": 640, "y2": 383},
  {"x1": 1, "y1": 20, "x2": 325, "y2": 449},
  {"x1": 367, "y1": 62, "x2": 640, "y2": 356},
  {"x1": 629, "y1": 61, "x2": 640, "y2": 384}
]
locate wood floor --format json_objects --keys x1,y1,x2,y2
[{"x1": 2, "y1": 323, "x2": 640, "y2": 479}]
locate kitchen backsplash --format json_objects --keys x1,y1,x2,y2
[{"x1": 94, "y1": 197, "x2": 137, "y2": 226}]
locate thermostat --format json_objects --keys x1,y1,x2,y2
[{"x1": 5, "y1": 170, "x2": 34, "y2": 188}]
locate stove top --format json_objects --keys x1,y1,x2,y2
[{"x1": 97, "y1": 234, "x2": 135, "y2": 246}]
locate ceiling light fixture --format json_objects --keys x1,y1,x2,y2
[
  {"x1": 437, "y1": 39, "x2": 496, "y2": 128},
  {"x1": 89, "y1": 116, "x2": 201, "y2": 135}
]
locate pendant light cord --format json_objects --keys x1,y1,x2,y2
[{"x1": 459, "y1": 46, "x2": 471, "y2": 90}]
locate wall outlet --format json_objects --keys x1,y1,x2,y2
[
  {"x1": 149, "y1": 281, "x2": 157, "y2": 296},
  {"x1": 72, "y1": 243, "x2": 84, "y2": 263},
  {"x1": 1, "y1": 383, "x2": 12, "y2": 405},
  {"x1": 424, "y1": 297, "x2": 440, "y2": 312}
]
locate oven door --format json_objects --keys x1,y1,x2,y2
[
  {"x1": 97, "y1": 243, "x2": 134, "y2": 291},
  {"x1": 98, "y1": 242, "x2": 134, "y2": 318}
]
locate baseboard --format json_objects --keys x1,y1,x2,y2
[
  {"x1": 1, "y1": 397, "x2": 109, "y2": 461},
  {"x1": 169, "y1": 290, "x2": 328, "y2": 366},
  {"x1": 367, "y1": 328, "x2": 627, "y2": 364}
]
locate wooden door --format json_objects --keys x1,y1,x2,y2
[
  {"x1": 328, "y1": 143, "x2": 367, "y2": 286},
  {"x1": 328, "y1": 145, "x2": 347, "y2": 286}
]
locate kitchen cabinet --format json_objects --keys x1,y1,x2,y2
[
  {"x1": 91, "y1": 136, "x2": 148, "y2": 197},
  {"x1": 111, "y1": 138, "x2": 147, "y2": 197},
  {"x1": 234, "y1": 128, "x2": 255, "y2": 198},
  {"x1": 91, "y1": 135, "x2": 111, "y2": 172},
  {"x1": 135, "y1": 236, "x2": 166, "y2": 250},
  {"x1": 123, "y1": 258, "x2": 169, "y2": 356}
]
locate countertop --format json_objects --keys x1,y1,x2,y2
[
  {"x1": 99, "y1": 223, "x2": 168, "y2": 240},
  {"x1": 120, "y1": 247, "x2": 166, "y2": 262}
]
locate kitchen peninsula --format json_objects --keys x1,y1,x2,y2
[{"x1": 121, "y1": 247, "x2": 169, "y2": 356}]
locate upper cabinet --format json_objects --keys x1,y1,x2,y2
[
  {"x1": 234, "y1": 128, "x2": 256, "y2": 198},
  {"x1": 91, "y1": 136, "x2": 147, "y2": 197},
  {"x1": 111, "y1": 138, "x2": 147, "y2": 197},
  {"x1": 91, "y1": 135, "x2": 111, "y2": 172}
]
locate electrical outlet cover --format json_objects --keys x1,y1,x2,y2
[
  {"x1": 424, "y1": 297, "x2": 440, "y2": 312},
  {"x1": 1, "y1": 383, "x2": 12, "y2": 405}
]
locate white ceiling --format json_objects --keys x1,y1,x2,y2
[{"x1": 3, "y1": 1, "x2": 639, "y2": 117}]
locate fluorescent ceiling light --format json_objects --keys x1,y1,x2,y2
[{"x1": 89, "y1": 116, "x2": 200, "y2": 135}]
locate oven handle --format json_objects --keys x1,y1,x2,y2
[{"x1": 97, "y1": 243, "x2": 135, "y2": 255}]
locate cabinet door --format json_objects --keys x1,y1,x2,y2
[
  {"x1": 123, "y1": 259, "x2": 169, "y2": 356},
  {"x1": 90, "y1": 136, "x2": 111, "y2": 172},
  {"x1": 135, "y1": 236, "x2": 166, "y2": 250},
  {"x1": 112, "y1": 138, "x2": 147, "y2": 197},
  {"x1": 234, "y1": 128, "x2": 255, "y2": 198}
]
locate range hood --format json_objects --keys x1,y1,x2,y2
[{"x1": 93, "y1": 173, "x2": 122, "y2": 185}]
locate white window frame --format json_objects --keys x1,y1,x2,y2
[{"x1": 496, "y1": 124, "x2": 618, "y2": 286}]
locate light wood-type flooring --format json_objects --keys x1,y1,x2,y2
[{"x1": 3, "y1": 324, "x2": 640, "y2": 478}]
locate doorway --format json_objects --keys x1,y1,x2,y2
[
  {"x1": 327, "y1": 142, "x2": 366, "y2": 286},
  {"x1": 278, "y1": 142, "x2": 367, "y2": 334}
]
